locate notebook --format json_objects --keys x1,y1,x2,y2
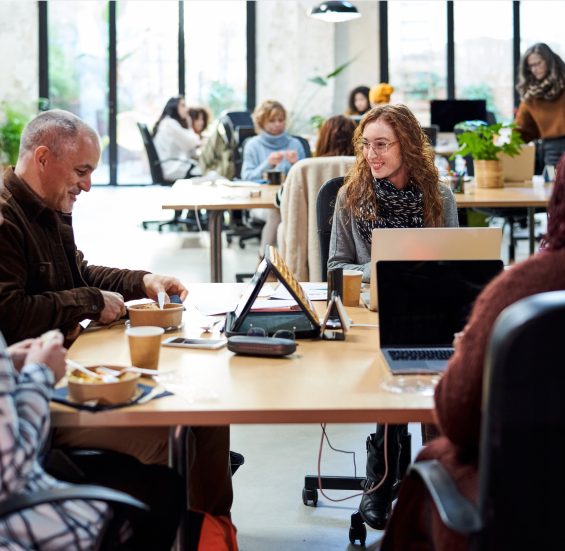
[
  {"x1": 365, "y1": 227, "x2": 502, "y2": 311},
  {"x1": 377, "y1": 260, "x2": 503, "y2": 373}
]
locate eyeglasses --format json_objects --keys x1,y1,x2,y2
[
  {"x1": 528, "y1": 60, "x2": 545, "y2": 71},
  {"x1": 358, "y1": 140, "x2": 398, "y2": 154},
  {"x1": 247, "y1": 326, "x2": 295, "y2": 340}
]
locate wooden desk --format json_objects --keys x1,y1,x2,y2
[
  {"x1": 454, "y1": 181, "x2": 553, "y2": 254},
  {"x1": 162, "y1": 181, "x2": 281, "y2": 283},
  {"x1": 55, "y1": 283, "x2": 431, "y2": 549}
]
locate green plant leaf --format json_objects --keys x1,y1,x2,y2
[
  {"x1": 308, "y1": 76, "x2": 327, "y2": 87},
  {"x1": 325, "y1": 54, "x2": 360, "y2": 79}
]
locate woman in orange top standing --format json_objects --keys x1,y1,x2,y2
[{"x1": 515, "y1": 43, "x2": 565, "y2": 167}]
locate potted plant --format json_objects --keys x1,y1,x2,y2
[{"x1": 450, "y1": 122, "x2": 524, "y2": 188}]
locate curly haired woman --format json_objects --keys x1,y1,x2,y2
[{"x1": 327, "y1": 104, "x2": 458, "y2": 532}]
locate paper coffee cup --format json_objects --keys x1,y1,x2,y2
[
  {"x1": 126, "y1": 326, "x2": 165, "y2": 370},
  {"x1": 342, "y1": 270, "x2": 363, "y2": 307}
]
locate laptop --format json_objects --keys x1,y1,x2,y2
[
  {"x1": 377, "y1": 260, "x2": 504, "y2": 373},
  {"x1": 364, "y1": 227, "x2": 502, "y2": 311},
  {"x1": 500, "y1": 144, "x2": 535, "y2": 183}
]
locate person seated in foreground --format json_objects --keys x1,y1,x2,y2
[
  {"x1": 0, "y1": 184, "x2": 183, "y2": 550},
  {"x1": 328, "y1": 104, "x2": 458, "y2": 531},
  {"x1": 241, "y1": 99, "x2": 306, "y2": 256},
  {"x1": 345, "y1": 85, "x2": 371, "y2": 116},
  {"x1": 380, "y1": 153, "x2": 565, "y2": 551},
  {"x1": 0, "y1": 110, "x2": 233, "y2": 519},
  {"x1": 153, "y1": 95, "x2": 202, "y2": 180},
  {"x1": 274, "y1": 114, "x2": 356, "y2": 209}
]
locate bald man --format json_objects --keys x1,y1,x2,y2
[{"x1": 0, "y1": 110, "x2": 232, "y2": 516}]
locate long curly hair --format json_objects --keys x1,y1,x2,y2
[
  {"x1": 341, "y1": 104, "x2": 444, "y2": 227},
  {"x1": 542, "y1": 153, "x2": 565, "y2": 251},
  {"x1": 517, "y1": 43, "x2": 565, "y2": 101},
  {"x1": 316, "y1": 116, "x2": 356, "y2": 157}
]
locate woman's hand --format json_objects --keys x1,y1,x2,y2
[
  {"x1": 286, "y1": 150, "x2": 299, "y2": 164},
  {"x1": 7, "y1": 339, "x2": 36, "y2": 372},
  {"x1": 24, "y1": 334, "x2": 67, "y2": 383},
  {"x1": 268, "y1": 151, "x2": 285, "y2": 166}
]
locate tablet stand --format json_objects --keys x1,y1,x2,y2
[{"x1": 320, "y1": 292, "x2": 350, "y2": 341}]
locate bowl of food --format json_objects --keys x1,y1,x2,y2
[
  {"x1": 66, "y1": 366, "x2": 141, "y2": 406},
  {"x1": 127, "y1": 302, "x2": 184, "y2": 329}
]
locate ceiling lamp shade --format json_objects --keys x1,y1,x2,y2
[{"x1": 308, "y1": 1, "x2": 361, "y2": 23}]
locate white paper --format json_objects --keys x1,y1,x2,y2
[
  {"x1": 251, "y1": 299, "x2": 297, "y2": 310},
  {"x1": 192, "y1": 302, "x2": 238, "y2": 316},
  {"x1": 271, "y1": 283, "x2": 328, "y2": 301},
  {"x1": 237, "y1": 283, "x2": 275, "y2": 298},
  {"x1": 219, "y1": 180, "x2": 262, "y2": 187}
]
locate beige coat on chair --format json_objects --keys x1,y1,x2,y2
[{"x1": 278, "y1": 156, "x2": 355, "y2": 282}]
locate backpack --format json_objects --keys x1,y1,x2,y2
[{"x1": 187, "y1": 510, "x2": 238, "y2": 551}]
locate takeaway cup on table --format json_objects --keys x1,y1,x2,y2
[
  {"x1": 342, "y1": 270, "x2": 364, "y2": 307},
  {"x1": 126, "y1": 326, "x2": 165, "y2": 370}
]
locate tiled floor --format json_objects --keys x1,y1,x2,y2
[{"x1": 72, "y1": 185, "x2": 545, "y2": 550}]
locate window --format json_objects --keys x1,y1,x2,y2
[
  {"x1": 116, "y1": 1, "x2": 180, "y2": 184},
  {"x1": 521, "y1": 1, "x2": 565, "y2": 59},
  {"x1": 388, "y1": 1, "x2": 447, "y2": 125},
  {"x1": 184, "y1": 1, "x2": 247, "y2": 119},
  {"x1": 48, "y1": 1, "x2": 110, "y2": 184},
  {"x1": 454, "y1": 1, "x2": 513, "y2": 124}
]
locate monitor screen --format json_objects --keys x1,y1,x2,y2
[
  {"x1": 377, "y1": 260, "x2": 503, "y2": 347},
  {"x1": 430, "y1": 100, "x2": 487, "y2": 132}
]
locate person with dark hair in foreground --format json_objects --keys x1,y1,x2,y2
[
  {"x1": 380, "y1": 153, "x2": 565, "y2": 551},
  {"x1": 515, "y1": 42, "x2": 565, "y2": 167}
]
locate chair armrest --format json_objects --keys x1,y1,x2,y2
[
  {"x1": 408, "y1": 460, "x2": 482, "y2": 535},
  {"x1": 0, "y1": 485, "x2": 149, "y2": 519}
]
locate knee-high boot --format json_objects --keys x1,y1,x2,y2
[{"x1": 359, "y1": 423, "x2": 407, "y2": 530}]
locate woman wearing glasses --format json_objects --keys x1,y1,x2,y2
[
  {"x1": 328, "y1": 103, "x2": 457, "y2": 532},
  {"x1": 516, "y1": 43, "x2": 565, "y2": 167}
]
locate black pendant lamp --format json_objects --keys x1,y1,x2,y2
[{"x1": 308, "y1": 1, "x2": 361, "y2": 23}]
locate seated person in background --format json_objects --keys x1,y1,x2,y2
[
  {"x1": 188, "y1": 106, "x2": 210, "y2": 139},
  {"x1": 0, "y1": 110, "x2": 233, "y2": 520},
  {"x1": 241, "y1": 100, "x2": 306, "y2": 256},
  {"x1": 369, "y1": 83, "x2": 394, "y2": 107},
  {"x1": 380, "y1": 154, "x2": 565, "y2": 551},
  {"x1": 345, "y1": 85, "x2": 371, "y2": 116},
  {"x1": 153, "y1": 95, "x2": 202, "y2": 180},
  {"x1": 274, "y1": 114, "x2": 356, "y2": 208},
  {"x1": 328, "y1": 103, "x2": 458, "y2": 531}
]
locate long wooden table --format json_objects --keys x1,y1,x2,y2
[
  {"x1": 454, "y1": 181, "x2": 553, "y2": 254},
  {"x1": 53, "y1": 283, "x2": 432, "y2": 548},
  {"x1": 162, "y1": 181, "x2": 281, "y2": 283}
]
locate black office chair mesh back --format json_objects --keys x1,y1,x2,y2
[
  {"x1": 316, "y1": 177, "x2": 345, "y2": 282},
  {"x1": 291, "y1": 135, "x2": 312, "y2": 159},
  {"x1": 137, "y1": 123, "x2": 172, "y2": 185},
  {"x1": 477, "y1": 291, "x2": 565, "y2": 550}
]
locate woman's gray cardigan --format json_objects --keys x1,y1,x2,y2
[{"x1": 327, "y1": 183, "x2": 459, "y2": 283}]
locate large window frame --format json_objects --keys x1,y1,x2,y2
[{"x1": 39, "y1": 0, "x2": 254, "y2": 185}]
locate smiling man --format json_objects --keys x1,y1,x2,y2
[{"x1": 0, "y1": 110, "x2": 233, "y2": 519}]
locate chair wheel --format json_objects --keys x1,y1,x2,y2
[
  {"x1": 239, "y1": 241, "x2": 246, "y2": 249},
  {"x1": 226, "y1": 235, "x2": 232, "y2": 244},
  {"x1": 349, "y1": 511, "x2": 367, "y2": 546},
  {"x1": 302, "y1": 487, "x2": 318, "y2": 506}
]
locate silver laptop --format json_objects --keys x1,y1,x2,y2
[
  {"x1": 378, "y1": 260, "x2": 504, "y2": 373},
  {"x1": 364, "y1": 227, "x2": 502, "y2": 311}
]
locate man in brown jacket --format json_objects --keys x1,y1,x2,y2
[{"x1": 0, "y1": 110, "x2": 233, "y2": 516}]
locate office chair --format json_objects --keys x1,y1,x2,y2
[
  {"x1": 0, "y1": 485, "x2": 148, "y2": 550},
  {"x1": 137, "y1": 123, "x2": 206, "y2": 232},
  {"x1": 405, "y1": 291, "x2": 565, "y2": 551}
]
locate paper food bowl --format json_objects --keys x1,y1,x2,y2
[
  {"x1": 66, "y1": 366, "x2": 141, "y2": 406},
  {"x1": 127, "y1": 302, "x2": 183, "y2": 328}
]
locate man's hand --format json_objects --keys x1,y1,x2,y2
[
  {"x1": 268, "y1": 151, "x2": 285, "y2": 167},
  {"x1": 99, "y1": 291, "x2": 127, "y2": 324},
  {"x1": 285, "y1": 150, "x2": 299, "y2": 164},
  {"x1": 25, "y1": 333, "x2": 67, "y2": 383},
  {"x1": 7, "y1": 339, "x2": 36, "y2": 372},
  {"x1": 142, "y1": 274, "x2": 189, "y2": 303}
]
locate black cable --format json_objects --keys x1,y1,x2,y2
[{"x1": 320, "y1": 424, "x2": 357, "y2": 479}]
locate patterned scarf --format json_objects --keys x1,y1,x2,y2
[
  {"x1": 356, "y1": 178, "x2": 424, "y2": 243},
  {"x1": 524, "y1": 75, "x2": 565, "y2": 101}
]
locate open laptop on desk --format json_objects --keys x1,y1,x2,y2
[
  {"x1": 363, "y1": 227, "x2": 502, "y2": 311},
  {"x1": 377, "y1": 260, "x2": 503, "y2": 373}
]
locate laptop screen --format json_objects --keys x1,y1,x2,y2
[{"x1": 377, "y1": 260, "x2": 504, "y2": 348}]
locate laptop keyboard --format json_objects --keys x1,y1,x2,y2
[{"x1": 388, "y1": 349, "x2": 454, "y2": 361}]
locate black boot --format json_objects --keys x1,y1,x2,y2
[{"x1": 359, "y1": 424, "x2": 405, "y2": 530}]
